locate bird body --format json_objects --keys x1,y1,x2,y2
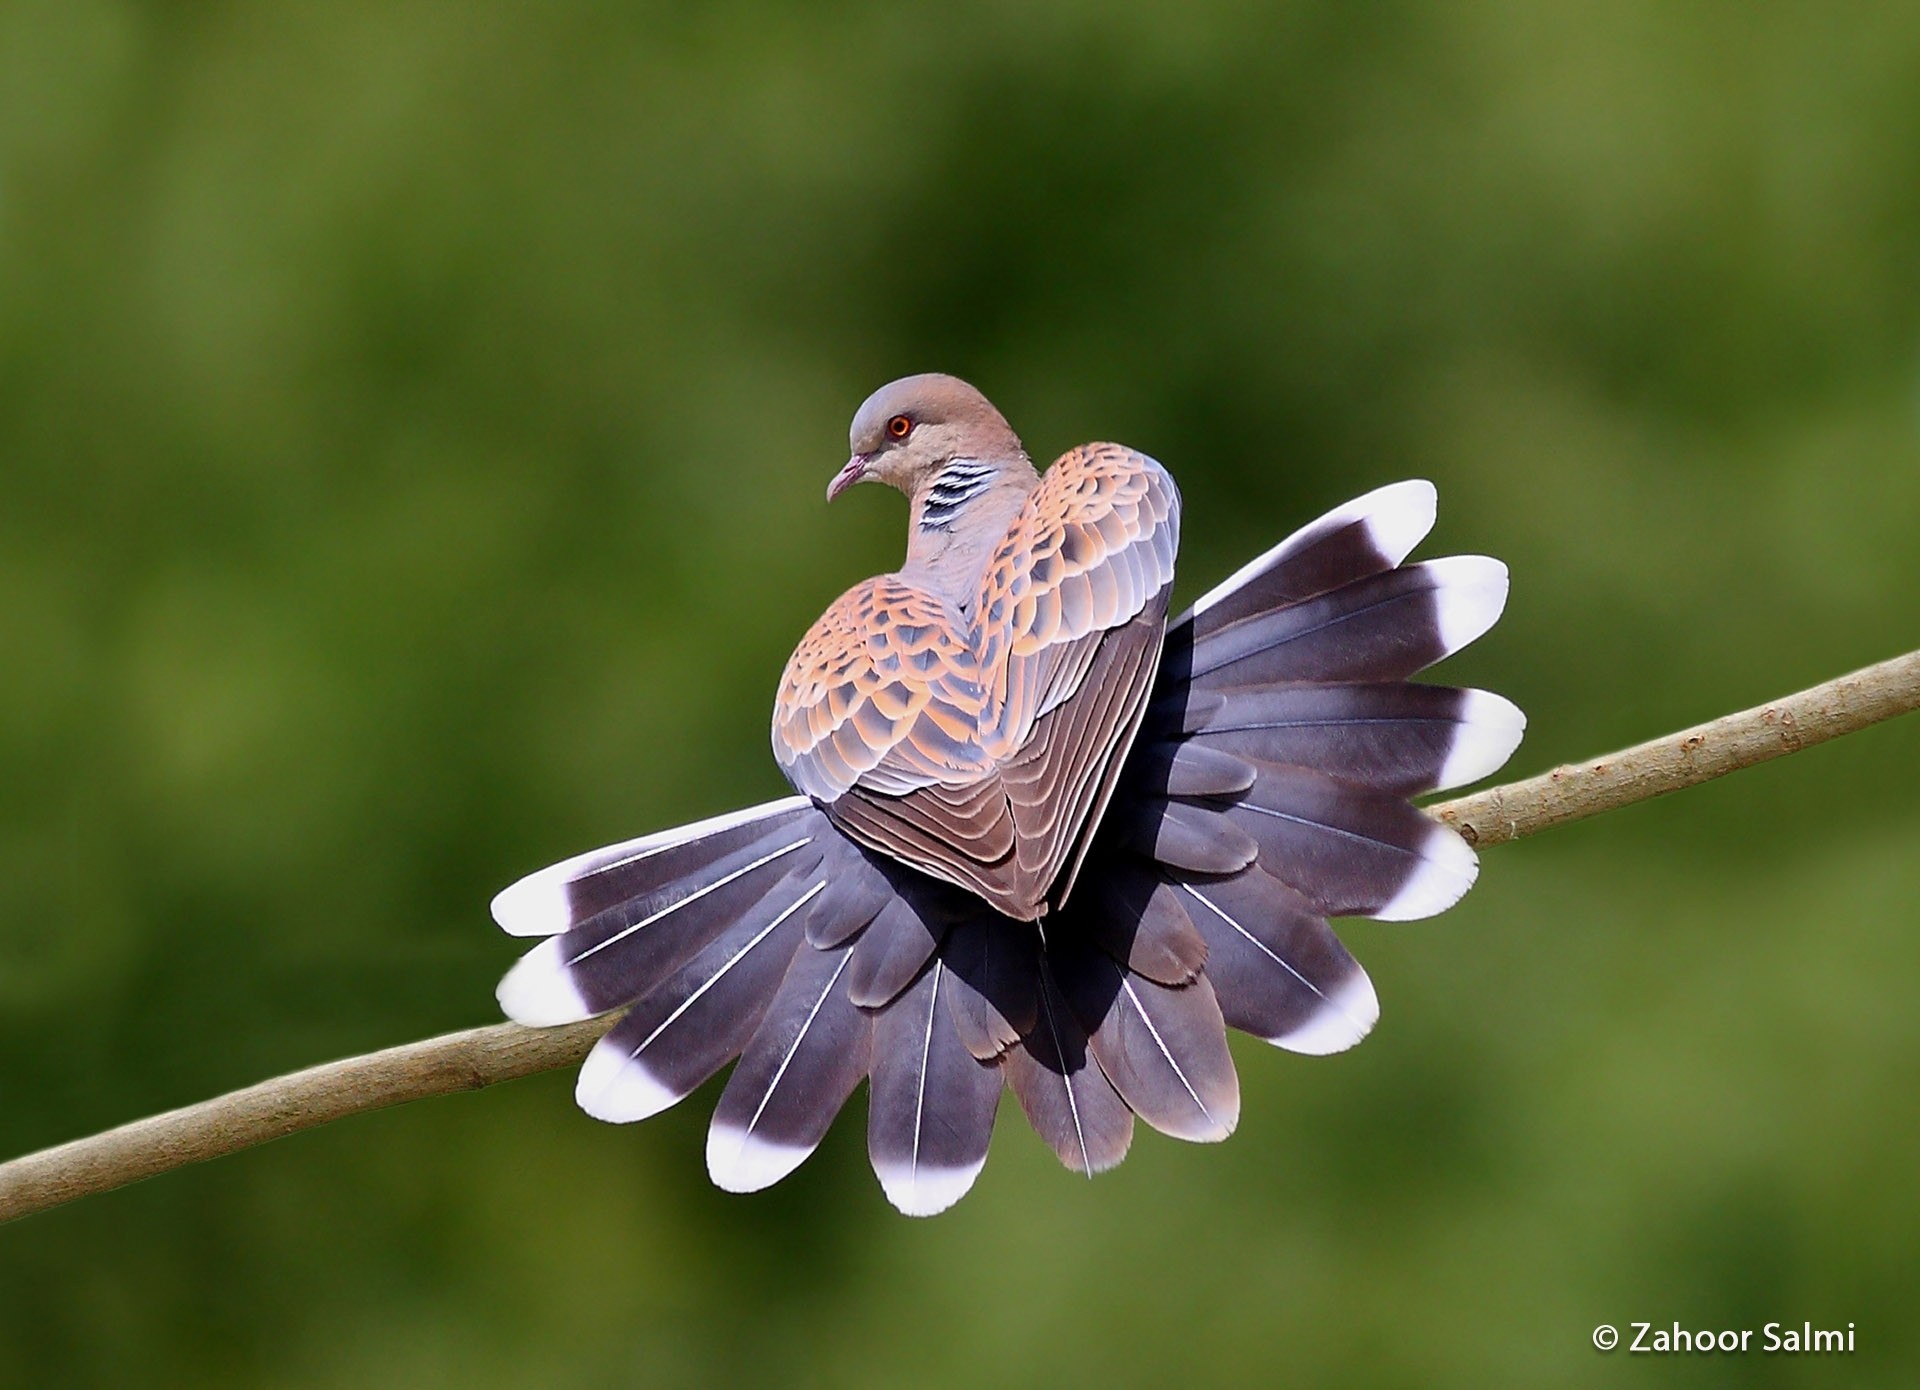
[
  {"x1": 777, "y1": 425, "x2": 1178, "y2": 920},
  {"x1": 495, "y1": 374, "x2": 1523, "y2": 1215}
]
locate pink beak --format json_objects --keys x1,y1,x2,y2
[{"x1": 827, "y1": 454, "x2": 871, "y2": 502}]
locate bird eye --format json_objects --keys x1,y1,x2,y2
[{"x1": 886, "y1": 414, "x2": 912, "y2": 440}]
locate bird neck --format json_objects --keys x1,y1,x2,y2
[{"x1": 899, "y1": 456, "x2": 1040, "y2": 603}]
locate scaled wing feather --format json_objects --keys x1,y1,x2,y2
[{"x1": 770, "y1": 444, "x2": 1181, "y2": 921}]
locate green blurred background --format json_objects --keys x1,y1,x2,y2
[{"x1": 4, "y1": 2, "x2": 1918, "y2": 1384}]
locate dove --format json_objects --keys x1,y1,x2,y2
[{"x1": 493, "y1": 373, "x2": 1523, "y2": 1216}]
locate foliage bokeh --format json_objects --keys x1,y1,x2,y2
[{"x1": 4, "y1": 2, "x2": 1918, "y2": 1384}]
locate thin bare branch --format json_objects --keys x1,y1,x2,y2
[
  {"x1": 4, "y1": 648, "x2": 1916, "y2": 1225},
  {"x1": 0, "y1": 1018, "x2": 616, "y2": 1224},
  {"x1": 1431, "y1": 648, "x2": 1920, "y2": 847}
]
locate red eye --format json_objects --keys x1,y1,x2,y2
[{"x1": 886, "y1": 414, "x2": 912, "y2": 439}]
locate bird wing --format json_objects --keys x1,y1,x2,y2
[
  {"x1": 774, "y1": 445, "x2": 1179, "y2": 919},
  {"x1": 974, "y1": 443, "x2": 1181, "y2": 909},
  {"x1": 772, "y1": 576, "x2": 990, "y2": 803},
  {"x1": 774, "y1": 576, "x2": 1023, "y2": 908}
]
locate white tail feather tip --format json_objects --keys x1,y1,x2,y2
[
  {"x1": 876, "y1": 1158, "x2": 989, "y2": 1218},
  {"x1": 706, "y1": 1124, "x2": 814, "y2": 1193},
  {"x1": 1185, "y1": 479, "x2": 1441, "y2": 623},
  {"x1": 496, "y1": 937, "x2": 596, "y2": 1026},
  {"x1": 575, "y1": 1036, "x2": 682, "y2": 1123},
  {"x1": 1435, "y1": 689, "x2": 1528, "y2": 792},
  {"x1": 1424, "y1": 556, "x2": 1510, "y2": 656},
  {"x1": 1375, "y1": 822, "x2": 1480, "y2": 921},
  {"x1": 491, "y1": 872, "x2": 576, "y2": 938},
  {"x1": 1272, "y1": 969, "x2": 1381, "y2": 1055},
  {"x1": 1350, "y1": 478, "x2": 1439, "y2": 568}
]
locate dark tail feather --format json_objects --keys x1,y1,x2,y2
[
  {"x1": 940, "y1": 918, "x2": 1039, "y2": 1060},
  {"x1": 1118, "y1": 796, "x2": 1258, "y2": 874},
  {"x1": 1004, "y1": 960, "x2": 1135, "y2": 1175},
  {"x1": 1178, "y1": 479, "x2": 1437, "y2": 638},
  {"x1": 1178, "y1": 556, "x2": 1509, "y2": 688},
  {"x1": 706, "y1": 941, "x2": 872, "y2": 1194},
  {"x1": 1166, "y1": 682, "x2": 1525, "y2": 797},
  {"x1": 573, "y1": 870, "x2": 824, "y2": 1122},
  {"x1": 847, "y1": 889, "x2": 951, "y2": 1008},
  {"x1": 804, "y1": 845, "x2": 894, "y2": 946},
  {"x1": 867, "y1": 959, "x2": 1003, "y2": 1216},
  {"x1": 497, "y1": 814, "x2": 829, "y2": 1024},
  {"x1": 1222, "y1": 762, "x2": 1479, "y2": 920},
  {"x1": 1087, "y1": 865, "x2": 1208, "y2": 985},
  {"x1": 1126, "y1": 741, "x2": 1256, "y2": 799},
  {"x1": 1052, "y1": 935, "x2": 1240, "y2": 1143},
  {"x1": 1120, "y1": 744, "x2": 1477, "y2": 928},
  {"x1": 1175, "y1": 870, "x2": 1378, "y2": 1055},
  {"x1": 492, "y1": 796, "x2": 817, "y2": 937}
]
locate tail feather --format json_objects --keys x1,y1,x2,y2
[
  {"x1": 574, "y1": 873, "x2": 823, "y2": 1122},
  {"x1": 1126, "y1": 741, "x2": 1257, "y2": 798},
  {"x1": 1180, "y1": 479, "x2": 1436, "y2": 636},
  {"x1": 1147, "y1": 686, "x2": 1226, "y2": 733},
  {"x1": 1166, "y1": 683, "x2": 1526, "y2": 797},
  {"x1": 803, "y1": 842, "x2": 895, "y2": 947},
  {"x1": 1088, "y1": 865, "x2": 1209, "y2": 985},
  {"x1": 1054, "y1": 936, "x2": 1240, "y2": 1143},
  {"x1": 1176, "y1": 871, "x2": 1379, "y2": 1055},
  {"x1": 1180, "y1": 556, "x2": 1509, "y2": 688},
  {"x1": 867, "y1": 960, "x2": 1002, "y2": 1216},
  {"x1": 1221, "y1": 762, "x2": 1479, "y2": 920},
  {"x1": 1119, "y1": 796, "x2": 1258, "y2": 874},
  {"x1": 497, "y1": 824, "x2": 825, "y2": 1025},
  {"x1": 847, "y1": 894, "x2": 950, "y2": 1008},
  {"x1": 491, "y1": 796, "x2": 815, "y2": 937},
  {"x1": 1004, "y1": 961, "x2": 1135, "y2": 1175},
  {"x1": 706, "y1": 942, "x2": 872, "y2": 1194},
  {"x1": 939, "y1": 918, "x2": 1038, "y2": 1059}
]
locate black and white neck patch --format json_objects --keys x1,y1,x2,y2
[{"x1": 919, "y1": 459, "x2": 997, "y2": 532}]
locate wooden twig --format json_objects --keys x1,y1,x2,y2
[
  {"x1": 4, "y1": 648, "x2": 1917, "y2": 1225},
  {"x1": 1430, "y1": 648, "x2": 1920, "y2": 847},
  {"x1": 0, "y1": 1018, "x2": 617, "y2": 1224}
]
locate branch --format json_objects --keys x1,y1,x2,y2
[
  {"x1": 5, "y1": 648, "x2": 1917, "y2": 1224},
  {"x1": 0, "y1": 1018, "x2": 617, "y2": 1225},
  {"x1": 1431, "y1": 647, "x2": 1920, "y2": 847}
]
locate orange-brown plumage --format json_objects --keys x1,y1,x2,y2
[{"x1": 772, "y1": 381, "x2": 1180, "y2": 920}]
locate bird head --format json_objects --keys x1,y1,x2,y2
[{"x1": 829, "y1": 373, "x2": 1027, "y2": 505}]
